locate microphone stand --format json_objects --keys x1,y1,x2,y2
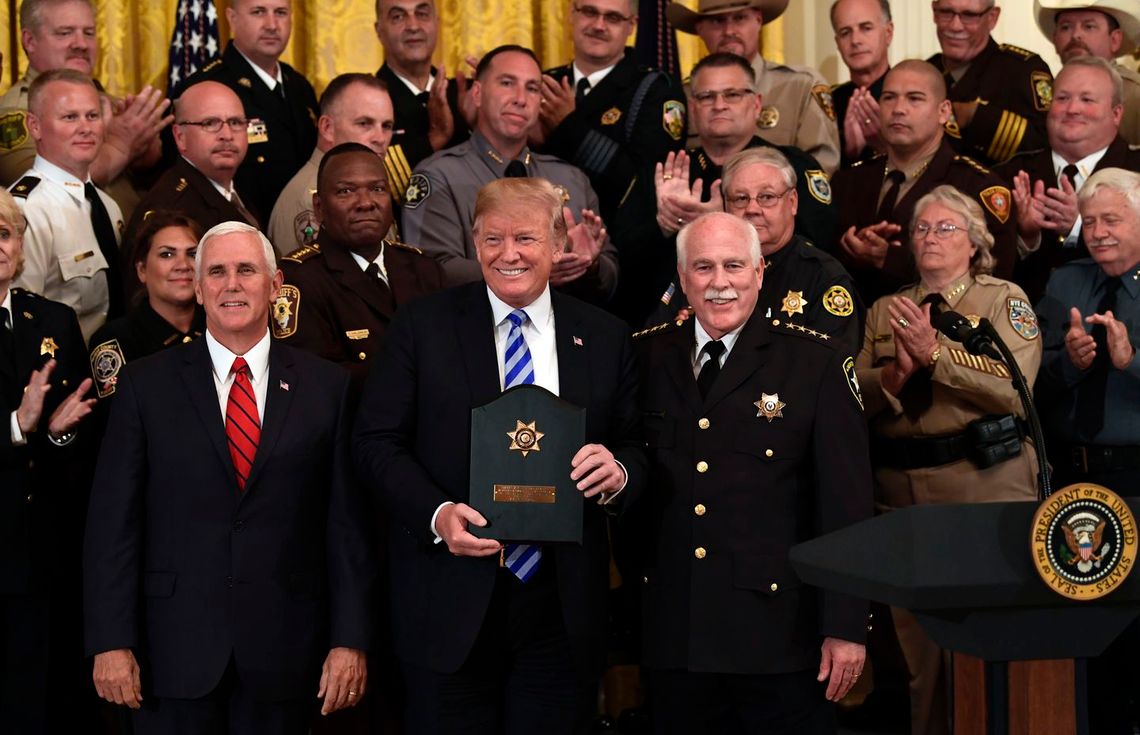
[{"x1": 975, "y1": 318, "x2": 1052, "y2": 499}]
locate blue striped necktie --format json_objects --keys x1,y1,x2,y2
[{"x1": 502, "y1": 309, "x2": 541, "y2": 581}]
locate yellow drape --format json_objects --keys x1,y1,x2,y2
[{"x1": 1, "y1": 0, "x2": 781, "y2": 98}]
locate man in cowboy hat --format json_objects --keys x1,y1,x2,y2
[
  {"x1": 666, "y1": 0, "x2": 842, "y2": 174},
  {"x1": 1036, "y1": 0, "x2": 1140, "y2": 145}
]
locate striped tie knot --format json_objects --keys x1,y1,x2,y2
[
  {"x1": 507, "y1": 309, "x2": 527, "y2": 328},
  {"x1": 232, "y1": 356, "x2": 249, "y2": 377}
]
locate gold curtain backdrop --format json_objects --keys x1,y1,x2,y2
[{"x1": 0, "y1": 0, "x2": 781, "y2": 99}]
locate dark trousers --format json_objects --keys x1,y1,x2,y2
[
  {"x1": 132, "y1": 657, "x2": 310, "y2": 735},
  {"x1": 402, "y1": 564, "x2": 595, "y2": 735},
  {"x1": 648, "y1": 668, "x2": 836, "y2": 735}
]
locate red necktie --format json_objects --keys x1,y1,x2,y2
[{"x1": 225, "y1": 356, "x2": 260, "y2": 491}]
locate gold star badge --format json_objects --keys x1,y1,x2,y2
[
  {"x1": 781, "y1": 290, "x2": 806, "y2": 318},
  {"x1": 40, "y1": 336, "x2": 58, "y2": 357},
  {"x1": 507, "y1": 420, "x2": 545, "y2": 457},
  {"x1": 754, "y1": 393, "x2": 785, "y2": 422}
]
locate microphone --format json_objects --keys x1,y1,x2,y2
[{"x1": 932, "y1": 309, "x2": 1004, "y2": 362}]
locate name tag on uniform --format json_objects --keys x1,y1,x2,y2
[
  {"x1": 346, "y1": 329, "x2": 370, "y2": 340},
  {"x1": 74, "y1": 250, "x2": 95, "y2": 262},
  {"x1": 247, "y1": 118, "x2": 268, "y2": 144}
]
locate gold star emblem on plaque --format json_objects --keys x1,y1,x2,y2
[
  {"x1": 754, "y1": 393, "x2": 785, "y2": 422},
  {"x1": 781, "y1": 290, "x2": 806, "y2": 318},
  {"x1": 507, "y1": 420, "x2": 545, "y2": 457},
  {"x1": 40, "y1": 336, "x2": 58, "y2": 357}
]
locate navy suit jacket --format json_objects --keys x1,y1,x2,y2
[
  {"x1": 83, "y1": 338, "x2": 372, "y2": 701},
  {"x1": 352, "y1": 282, "x2": 646, "y2": 676}
]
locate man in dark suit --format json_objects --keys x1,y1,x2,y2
[
  {"x1": 997, "y1": 56, "x2": 1140, "y2": 303},
  {"x1": 2, "y1": 189, "x2": 98, "y2": 732},
  {"x1": 84, "y1": 221, "x2": 372, "y2": 733},
  {"x1": 179, "y1": 0, "x2": 319, "y2": 221},
  {"x1": 275, "y1": 143, "x2": 443, "y2": 398},
  {"x1": 126, "y1": 81, "x2": 258, "y2": 256},
  {"x1": 635, "y1": 211, "x2": 872, "y2": 734},
  {"x1": 352, "y1": 177, "x2": 646, "y2": 734}
]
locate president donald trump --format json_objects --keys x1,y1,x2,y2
[
  {"x1": 83, "y1": 222, "x2": 372, "y2": 732},
  {"x1": 353, "y1": 177, "x2": 646, "y2": 734}
]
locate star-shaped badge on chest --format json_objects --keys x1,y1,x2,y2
[
  {"x1": 754, "y1": 393, "x2": 786, "y2": 422},
  {"x1": 781, "y1": 290, "x2": 806, "y2": 318},
  {"x1": 507, "y1": 420, "x2": 545, "y2": 457}
]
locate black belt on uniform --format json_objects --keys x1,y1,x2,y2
[
  {"x1": 1060, "y1": 444, "x2": 1140, "y2": 475},
  {"x1": 872, "y1": 414, "x2": 1024, "y2": 471}
]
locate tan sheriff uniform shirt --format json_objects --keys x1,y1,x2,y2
[
  {"x1": 1118, "y1": 62, "x2": 1140, "y2": 148},
  {"x1": 0, "y1": 71, "x2": 39, "y2": 188},
  {"x1": 856, "y1": 273, "x2": 1042, "y2": 508}
]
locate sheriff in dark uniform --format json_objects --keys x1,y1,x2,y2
[
  {"x1": 275, "y1": 144, "x2": 443, "y2": 395},
  {"x1": 1, "y1": 188, "x2": 98, "y2": 731},
  {"x1": 635, "y1": 212, "x2": 872, "y2": 733},
  {"x1": 928, "y1": 4, "x2": 1053, "y2": 167},
  {"x1": 179, "y1": 0, "x2": 319, "y2": 223}
]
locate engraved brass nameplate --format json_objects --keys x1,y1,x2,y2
[{"x1": 493, "y1": 484, "x2": 556, "y2": 504}]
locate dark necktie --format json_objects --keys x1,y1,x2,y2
[
  {"x1": 225, "y1": 357, "x2": 261, "y2": 492},
  {"x1": 876, "y1": 169, "x2": 906, "y2": 223},
  {"x1": 365, "y1": 262, "x2": 395, "y2": 310},
  {"x1": 575, "y1": 77, "x2": 591, "y2": 102},
  {"x1": 504, "y1": 159, "x2": 528, "y2": 178},
  {"x1": 276, "y1": 80, "x2": 286, "y2": 102},
  {"x1": 697, "y1": 340, "x2": 725, "y2": 399},
  {"x1": 84, "y1": 182, "x2": 124, "y2": 318},
  {"x1": 1061, "y1": 164, "x2": 1080, "y2": 190},
  {"x1": 230, "y1": 190, "x2": 258, "y2": 227},
  {"x1": 1077, "y1": 276, "x2": 1121, "y2": 439},
  {"x1": 416, "y1": 91, "x2": 430, "y2": 106}
]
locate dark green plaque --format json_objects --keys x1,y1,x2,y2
[{"x1": 469, "y1": 384, "x2": 585, "y2": 543}]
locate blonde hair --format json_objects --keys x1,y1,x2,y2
[{"x1": 472, "y1": 178, "x2": 568, "y2": 248}]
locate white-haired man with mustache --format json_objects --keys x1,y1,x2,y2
[
  {"x1": 635, "y1": 211, "x2": 872, "y2": 734},
  {"x1": 123, "y1": 81, "x2": 259, "y2": 256}
]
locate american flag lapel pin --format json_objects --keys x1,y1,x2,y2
[
  {"x1": 279, "y1": 379, "x2": 290, "y2": 391},
  {"x1": 573, "y1": 336, "x2": 584, "y2": 347}
]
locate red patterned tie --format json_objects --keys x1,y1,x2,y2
[{"x1": 225, "y1": 357, "x2": 260, "y2": 491}]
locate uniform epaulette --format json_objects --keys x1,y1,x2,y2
[
  {"x1": 282, "y1": 243, "x2": 321, "y2": 263},
  {"x1": 631, "y1": 312, "x2": 689, "y2": 341},
  {"x1": 999, "y1": 44, "x2": 1036, "y2": 60},
  {"x1": 851, "y1": 153, "x2": 885, "y2": 169},
  {"x1": 201, "y1": 58, "x2": 222, "y2": 73},
  {"x1": 771, "y1": 318, "x2": 833, "y2": 344},
  {"x1": 953, "y1": 155, "x2": 991, "y2": 175},
  {"x1": 386, "y1": 239, "x2": 424, "y2": 255},
  {"x1": 10, "y1": 176, "x2": 39, "y2": 198},
  {"x1": 11, "y1": 286, "x2": 35, "y2": 298}
]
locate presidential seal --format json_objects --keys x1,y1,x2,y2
[
  {"x1": 507, "y1": 420, "x2": 544, "y2": 457},
  {"x1": 1031, "y1": 484, "x2": 1136, "y2": 601}
]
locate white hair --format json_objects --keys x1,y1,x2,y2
[
  {"x1": 1079, "y1": 167, "x2": 1140, "y2": 216},
  {"x1": 676, "y1": 211, "x2": 762, "y2": 268},
  {"x1": 194, "y1": 221, "x2": 278, "y2": 278}
]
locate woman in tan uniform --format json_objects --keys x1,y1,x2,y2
[{"x1": 856, "y1": 185, "x2": 1042, "y2": 735}]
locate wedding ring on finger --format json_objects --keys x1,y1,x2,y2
[
  {"x1": 677, "y1": 217, "x2": 684, "y2": 225},
  {"x1": 897, "y1": 317, "x2": 910, "y2": 328},
  {"x1": 662, "y1": 173, "x2": 673, "y2": 180},
  {"x1": 864, "y1": 118, "x2": 871, "y2": 125}
]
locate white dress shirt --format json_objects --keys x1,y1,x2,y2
[
  {"x1": 1052, "y1": 146, "x2": 1108, "y2": 246},
  {"x1": 205, "y1": 329, "x2": 272, "y2": 424},
  {"x1": 692, "y1": 317, "x2": 745, "y2": 378},
  {"x1": 571, "y1": 62, "x2": 617, "y2": 96},
  {"x1": 487, "y1": 285, "x2": 559, "y2": 394},
  {"x1": 235, "y1": 46, "x2": 284, "y2": 93},
  {"x1": 350, "y1": 245, "x2": 390, "y2": 286}
]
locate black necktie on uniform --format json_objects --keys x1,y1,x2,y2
[
  {"x1": 276, "y1": 80, "x2": 286, "y2": 102},
  {"x1": 504, "y1": 159, "x2": 528, "y2": 178},
  {"x1": 697, "y1": 340, "x2": 725, "y2": 399},
  {"x1": 876, "y1": 169, "x2": 906, "y2": 222},
  {"x1": 365, "y1": 262, "x2": 395, "y2": 310},
  {"x1": 575, "y1": 77, "x2": 591, "y2": 102},
  {"x1": 1061, "y1": 164, "x2": 1080, "y2": 190},
  {"x1": 1077, "y1": 276, "x2": 1121, "y2": 439},
  {"x1": 84, "y1": 182, "x2": 123, "y2": 318}
]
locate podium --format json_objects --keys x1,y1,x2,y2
[{"x1": 790, "y1": 500, "x2": 1140, "y2": 734}]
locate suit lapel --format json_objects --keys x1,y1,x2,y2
[
  {"x1": 180, "y1": 339, "x2": 234, "y2": 479},
  {"x1": 703, "y1": 312, "x2": 771, "y2": 410},
  {"x1": 552, "y1": 293, "x2": 589, "y2": 408},
  {"x1": 181, "y1": 160, "x2": 247, "y2": 224},
  {"x1": 242, "y1": 343, "x2": 294, "y2": 496},
  {"x1": 662, "y1": 320, "x2": 701, "y2": 408},
  {"x1": 455, "y1": 285, "x2": 502, "y2": 408}
]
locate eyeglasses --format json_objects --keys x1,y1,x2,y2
[
  {"x1": 912, "y1": 221, "x2": 966, "y2": 239},
  {"x1": 176, "y1": 117, "x2": 249, "y2": 133},
  {"x1": 573, "y1": 4, "x2": 634, "y2": 25},
  {"x1": 692, "y1": 88, "x2": 753, "y2": 107},
  {"x1": 726, "y1": 188, "x2": 792, "y2": 210},
  {"x1": 932, "y1": 7, "x2": 993, "y2": 26}
]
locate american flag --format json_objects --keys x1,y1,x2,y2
[
  {"x1": 167, "y1": 0, "x2": 220, "y2": 94},
  {"x1": 635, "y1": 0, "x2": 681, "y2": 79}
]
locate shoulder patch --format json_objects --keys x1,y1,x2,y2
[
  {"x1": 90, "y1": 339, "x2": 125, "y2": 399},
  {"x1": 810, "y1": 84, "x2": 836, "y2": 121},
  {"x1": 823, "y1": 285, "x2": 855, "y2": 317},
  {"x1": 979, "y1": 185, "x2": 1011, "y2": 224},
  {"x1": 1031, "y1": 71, "x2": 1053, "y2": 111},
  {"x1": 10, "y1": 175, "x2": 40, "y2": 198},
  {"x1": 293, "y1": 209, "x2": 318, "y2": 246},
  {"x1": 404, "y1": 173, "x2": 431, "y2": 209},
  {"x1": 282, "y1": 244, "x2": 321, "y2": 263},
  {"x1": 1007, "y1": 297, "x2": 1039, "y2": 340},
  {"x1": 805, "y1": 169, "x2": 832, "y2": 204},
  {"x1": 272, "y1": 285, "x2": 300, "y2": 338},
  {"x1": 999, "y1": 44, "x2": 1035, "y2": 59},
  {"x1": 843, "y1": 356, "x2": 864, "y2": 410},
  {"x1": 0, "y1": 110, "x2": 28, "y2": 150},
  {"x1": 387, "y1": 239, "x2": 424, "y2": 255},
  {"x1": 662, "y1": 100, "x2": 685, "y2": 141}
]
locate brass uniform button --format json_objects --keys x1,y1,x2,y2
[
  {"x1": 358, "y1": 352, "x2": 367, "y2": 360},
  {"x1": 26, "y1": 494, "x2": 34, "y2": 503},
  {"x1": 770, "y1": 582, "x2": 778, "y2": 592},
  {"x1": 694, "y1": 547, "x2": 706, "y2": 560},
  {"x1": 698, "y1": 417, "x2": 710, "y2": 429},
  {"x1": 765, "y1": 449, "x2": 774, "y2": 458},
  {"x1": 696, "y1": 461, "x2": 708, "y2": 473},
  {"x1": 257, "y1": 155, "x2": 265, "y2": 163},
  {"x1": 694, "y1": 503, "x2": 706, "y2": 516}
]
